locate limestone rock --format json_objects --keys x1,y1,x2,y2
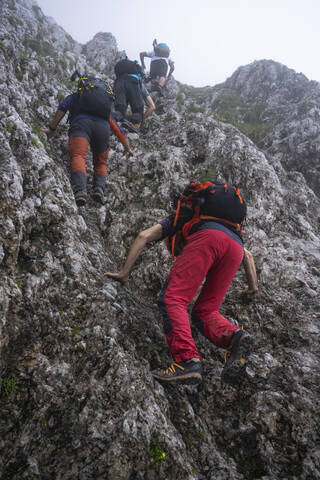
[
  {"x1": 84, "y1": 32, "x2": 119, "y2": 77},
  {"x1": 0, "y1": 1, "x2": 319, "y2": 480},
  {"x1": 210, "y1": 60, "x2": 320, "y2": 195}
]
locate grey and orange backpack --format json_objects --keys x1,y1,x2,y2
[{"x1": 166, "y1": 181, "x2": 247, "y2": 259}]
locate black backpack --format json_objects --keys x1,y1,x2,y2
[
  {"x1": 70, "y1": 76, "x2": 114, "y2": 120},
  {"x1": 166, "y1": 181, "x2": 247, "y2": 259},
  {"x1": 114, "y1": 59, "x2": 138, "y2": 78},
  {"x1": 134, "y1": 61, "x2": 147, "y2": 80}
]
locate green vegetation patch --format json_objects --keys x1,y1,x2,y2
[
  {"x1": 32, "y1": 122, "x2": 46, "y2": 143},
  {"x1": 15, "y1": 69, "x2": 24, "y2": 81},
  {"x1": 297, "y1": 100, "x2": 313, "y2": 115},
  {"x1": 179, "y1": 84, "x2": 216, "y2": 104},
  {"x1": 183, "y1": 427, "x2": 204, "y2": 449},
  {"x1": 163, "y1": 113, "x2": 176, "y2": 124},
  {"x1": 212, "y1": 93, "x2": 278, "y2": 144},
  {"x1": 236, "y1": 119, "x2": 277, "y2": 145},
  {"x1": 148, "y1": 437, "x2": 166, "y2": 466},
  {"x1": 71, "y1": 326, "x2": 83, "y2": 335},
  {"x1": 186, "y1": 104, "x2": 205, "y2": 114},
  {"x1": 57, "y1": 90, "x2": 66, "y2": 102},
  {"x1": 7, "y1": 121, "x2": 15, "y2": 133},
  {"x1": 155, "y1": 103, "x2": 165, "y2": 115},
  {"x1": 18, "y1": 47, "x2": 28, "y2": 61},
  {"x1": 212, "y1": 93, "x2": 248, "y2": 123},
  {"x1": 8, "y1": 16, "x2": 23, "y2": 27},
  {"x1": 31, "y1": 137, "x2": 40, "y2": 148},
  {"x1": 25, "y1": 37, "x2": 55, "y2": 57},
  {"x1": 199, "y1": 168, "x2": 216, "y2": 183},
  {"x1": 66, "y1": 33, "x2": 76, "y2": 46},
  {"x1": 1, "y1": 376, "x2": 19, "y2": 398}
]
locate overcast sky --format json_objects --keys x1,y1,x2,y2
[{"x1": 36, "y1": 0, "x2": 320, "y2": 87}]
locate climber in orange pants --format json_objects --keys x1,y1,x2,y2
[{"x1": 43, "y1": 90, "x2": 133, "y2": 206}]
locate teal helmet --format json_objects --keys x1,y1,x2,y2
[{"x1": 157, "y1": 43, "x2": 169, "y2": 50}]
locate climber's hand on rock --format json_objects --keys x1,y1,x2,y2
[
  {"x1": 104, "y1": 271, "x2": 128, "y2": 285},
  {"x1": 42, "y1": 127, "x2": 54, "y2": 138},
  {"x1": 242, "y1": 284, "x2": 258, "y2": 295}
]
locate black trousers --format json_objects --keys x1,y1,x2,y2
[
  {"x1": 114, "y1": 75, "x2": 144, "y2": 122},
  {"x1": 150, "y1": 59, "x2": 168, "y2": 78}
]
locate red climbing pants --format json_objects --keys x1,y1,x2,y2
[{"x1": 158, "y1": 228, "x2": 244, "y2": 362}]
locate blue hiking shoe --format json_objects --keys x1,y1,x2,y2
[
  {"x1": 221, "y1": 329, "x2": 254, "y2": 386},
  {"x1": 152, "y1": 359, "x2": 202, "y2": 385}
]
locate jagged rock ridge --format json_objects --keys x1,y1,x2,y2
[
  {"x1": 0, "y1": 1, "x2": 319, "y2": 479},
  {"x1": 178, "y1": 60, "x2": 320, "y2": 195}
]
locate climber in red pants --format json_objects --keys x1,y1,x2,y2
[{"x1": 105, "y1": 182, "x2": 258, "y2": 386}]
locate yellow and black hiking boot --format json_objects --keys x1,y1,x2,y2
[
  {"x1": 74, "y1": 189, "x2": 87, "y2": 207},
  {"x1": 221, "y1": 330, "x2": 254, "y2": 387},
  {"x1": 152, "y1": 358, "x2": 202, "y2": 385}
]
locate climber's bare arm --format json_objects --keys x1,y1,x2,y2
[
  {"x1": 143, "y1": 95, "x2": 156, "y2": 119},
  {"x1": 104, "y1": 224, "x2": 163, "y2": 285},
  {"x1": 139, "y1": 52, "x2": 148, "y2": 70},
  {"x1": 168, "y1": 61, "x2": 175, "y2": 77},
  {"x1": 42, "y1": 109, "x2": 66, "y2": 137},
  {"x1": 242, "y1": 248, "x2": 258, "y2": 294}
]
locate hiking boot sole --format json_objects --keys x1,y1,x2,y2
[
  {"x1": 76, "y1": 198, "x2": 86, "y2": 207},
  {"x1": 121, "y1": 121, "x2": 139, "y2": 134},
  {"x1": 221, "y1": 335, "x2": 254, "y2": 386},
  {"x1": 92, "y1": 194, "x2": 104, "y2": 204},
  {"x1": 74, "y1": 189, "x2": 87, "y2": 207},
  {"x1": 152, "y1": 372, "x2": 202, "y2": 385}
]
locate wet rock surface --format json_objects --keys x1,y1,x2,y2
[{"x1": 0, "y1": 1, "x2": 319, "y2": 479}]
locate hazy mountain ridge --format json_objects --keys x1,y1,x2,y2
[
  {"x1": 0, "y1": 1, "x2": 319, "y2": 479},
  {"x1": 177, "y1": 60, "x2": 320, "y2": 194}
]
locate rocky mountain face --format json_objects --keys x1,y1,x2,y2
[
  {"x1": 0, "y1": 1, "x2": 319, "y2": 479},
  {"x1": 187, "y1": 60, "x2": 320, "y2": 196}
]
